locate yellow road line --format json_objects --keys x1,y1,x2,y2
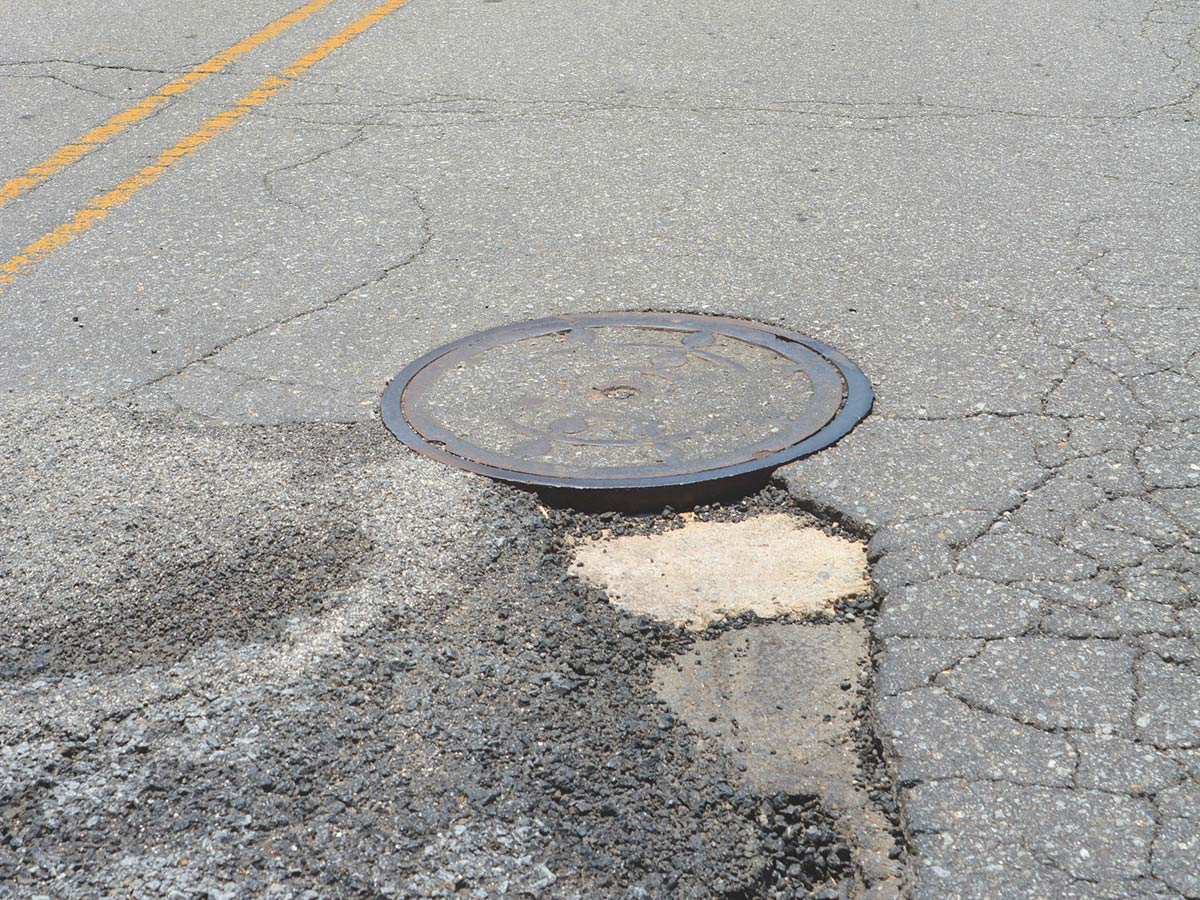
[
  {"x1": 0, "y1": 0, "x2": 410, "y2": 293},
  {"x1": 0, "y1": 0, "x2": 339, "y2": 210}
]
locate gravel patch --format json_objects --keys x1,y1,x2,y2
[{"x1": 0, "y1": 398, "x2": 900, "y2": 899}]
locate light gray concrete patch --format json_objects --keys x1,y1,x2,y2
[
  {"x1": 655, "y1": 623, "x2": 867, "y2": 802},
  {"x1": 653, "y1": 622, "x2": 903, "y2": 898},
  {"x1": 571, "y1": 514, "x2": 869, "y2": 630}
]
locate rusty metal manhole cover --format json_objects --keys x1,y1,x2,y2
[{"x1": 382, "y1": 312, "x2": 872, "y2": 510}]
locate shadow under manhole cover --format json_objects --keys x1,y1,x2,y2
[{"x1": 382, "y1": 312, "x2": 872, "y2": 511}]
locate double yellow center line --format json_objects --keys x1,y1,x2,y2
[
  {"x1": 0, "y1": 0, "x2": 338, "y2": 210},
  {"x1": 0, "y1": 0, "x2": 411, "y2": 292}
]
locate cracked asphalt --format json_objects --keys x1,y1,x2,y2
[{"x1": 2, "y1": 0, "x2": 1199, "y2": 898}]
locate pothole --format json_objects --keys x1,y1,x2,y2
[
  {"x1": 657, "y1": 622, "x2": 868, "y2": 800},
  {"x1": 658, "y1": 621, "x2": 902, "y2": 899},
  {"x1": 570, "y1": 512, "x2": 868, "y2": 630},
  {"x1": 724, "y1": 792, "x2": 854, "y2": 900},
  {"x1": 565, "y1": 496, "x2": 907, "y2": 900}
]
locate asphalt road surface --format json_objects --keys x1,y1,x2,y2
[{"x1": 2, "y1": 1, "x2": 1198, "y2": 898}]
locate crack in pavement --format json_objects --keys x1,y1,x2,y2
[
  {"x1": 261, "y1": 123, "x2": 370, "y2": 211},
  {"x1": 782, "y1": 182, "x2": 1200, "y2": 897},
  {"x1": 127, "y1": 200, "x2": 431, "y2": 400},
  {"x1": 0, "y1": 58, "x2": 195, "y2": 74},
  {"x1": 0, "y1": 71, "x2": 132, "y2": 102},
  {"x1": 123, "y1": 119, "x2": 432, "y2": 408}
]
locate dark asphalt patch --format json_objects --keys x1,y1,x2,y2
[
  {"x1": 0, "y1": 401, "x2": 902, "y2": 898},
  {"x1": 728, "y1": 793, "x2": 852, "y2": 900},
  {"x1": 1, "y1": 519, "x2": 370, "y2": 680}
]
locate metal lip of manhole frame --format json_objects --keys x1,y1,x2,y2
[{"x1": 381, "y1": 312, "x2": 873, "y2": 510}]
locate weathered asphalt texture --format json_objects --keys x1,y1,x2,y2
[
  {"x1": 1, "y1": 400, "x2": 875, "y2": 899},
  {"x1": 3, "y1": 0, "x2": 1200, "y2": 897}
]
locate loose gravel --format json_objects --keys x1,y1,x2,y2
[{"x1": 0, "y1": 399, "x2": 893, "y2": 899}]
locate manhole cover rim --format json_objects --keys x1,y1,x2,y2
[{"x1": 381, "y1": 312, "x2": 873, "y2": 491}]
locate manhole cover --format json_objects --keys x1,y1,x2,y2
[{"x1": 382, "y1": 312, "x2": 872, "y2": 510}]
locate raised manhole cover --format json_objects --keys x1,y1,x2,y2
[{"x1": 382, "y1": 312, "x2": 872, "y2": 510}]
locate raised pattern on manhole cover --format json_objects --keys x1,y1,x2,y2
[{"x1": 382, "y1": 313, "x2": 872, "y2": 508}]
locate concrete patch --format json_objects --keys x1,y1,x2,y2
[
  {"x1": 655, "y1": 622, "x2": 903, "y2": 899},
  {"x1": 656, "y1": 622, "x2": 867, "y2": 800},
  {"x1": 571, "y1": 513, "x2": 868, "y2": 630}
]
